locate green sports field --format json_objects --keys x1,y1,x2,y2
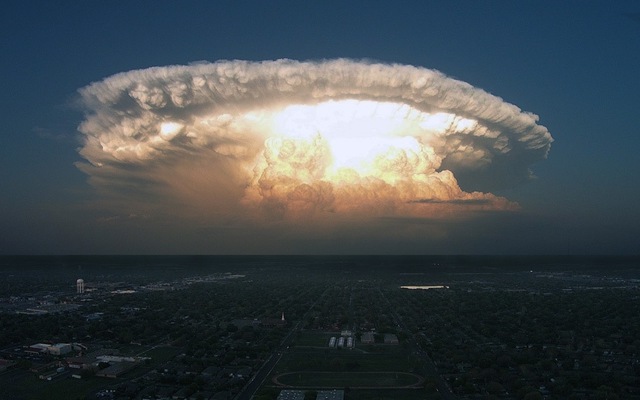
[{"x1": 275, "y1": 371, "x2": 423, "y2": 388}]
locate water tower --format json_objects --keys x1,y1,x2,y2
[{"x1": 76, "y1": 278, "x2": 85, "y2": 294}]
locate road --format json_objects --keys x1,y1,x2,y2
[
  {"x1": 235, "y1": 289, "x2": 328, "y2": 400},
  {"x1": 377, "y1": 287, "x2": 457, "y2": 400},
  {"x1": 235, "y1": 320, "x2": 301, "y2": 400}
]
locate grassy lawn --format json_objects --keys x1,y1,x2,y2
[
  {"x1": 276, "y1": 371, "x2": 422, "y2": 388},
  {"x1": 263, "y1": 331, "x2": 424, "y2": 399},
  {"x1": 293, "y1": 331, "x2": 337, "y2": 347},
  {"x1": 351, "y1": 389, "x2": 434, "y2": 400},
  {"x1": 0, "y1": 370, "x2": 113, "y2": 400},
  {"x1": 30, "y1": 375, "x2": 115, "y2": 400},
  {"x1": 142, "y1": 345, "x2": 181, "y2": 363},
  {"x1": 276, "y1": 349, "x2": 411, "y2": 372}
]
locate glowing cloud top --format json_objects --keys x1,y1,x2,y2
[{"x1": 77, "y1": 59, "x2": 552, "y2": 223}]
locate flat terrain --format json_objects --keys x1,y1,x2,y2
[
  {"x1": 1, "y1": 255, "x2": 640, "y2": 400},
  {"x1": 275, "y1": 371, "x2": 423, "y2": 388}
]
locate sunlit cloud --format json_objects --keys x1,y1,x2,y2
[{"x1": 76, "y1": 59, "x2": 552, "y2": 229}]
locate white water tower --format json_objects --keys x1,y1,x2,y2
[{"x1": 76, "y1": 278, "x2": 85, "y2": 294}]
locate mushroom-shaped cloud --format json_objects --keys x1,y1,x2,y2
[{"x1": 76, "y1": 59, "x2": 552, "y2": 225}]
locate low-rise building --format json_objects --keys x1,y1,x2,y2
[
  {"x1": 49, "y1": 343, "x2": 72, "y2": 355},
  {"x1": 361, "y1": 332, "x2": 375, "y2": 344},
  {"x1": 277, "y1": 389, "x2": 305, "y2": 400},
  {"x1": 317, "y1": 389, "x2": 344, "y2": 400},
  {"x1": 384, "y1": 334, "x2": 399, "y2": 344}
]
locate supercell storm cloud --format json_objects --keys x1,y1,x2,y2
[{"x1": 76, "y1": 59, "x2": 552, "y2": 224}]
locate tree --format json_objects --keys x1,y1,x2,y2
[
  {"x1": 487, "y1": 381, "x2": 505, "y2": 395},
  {"x1": 523, "y1": 391, "x2": 542, "y2": 400}
]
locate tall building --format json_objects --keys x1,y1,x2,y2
[{"x1": 76, "y1": 278, "x2": 85, "y2": 294}]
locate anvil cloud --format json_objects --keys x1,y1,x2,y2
[{"x1": 76, "y1": 59, "x2": 552, "y2": 227}]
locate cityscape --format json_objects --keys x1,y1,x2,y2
[{"x1": 1, "y1": 256, "x2": 639, "y2": 399}]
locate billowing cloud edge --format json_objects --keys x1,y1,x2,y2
[{"x1": 75, "y1": 59, "x2": 552, "y2": 224}]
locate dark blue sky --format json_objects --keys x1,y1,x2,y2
[{"x1": 1, "y1": 1, "x2": 639, "y2": 255}]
